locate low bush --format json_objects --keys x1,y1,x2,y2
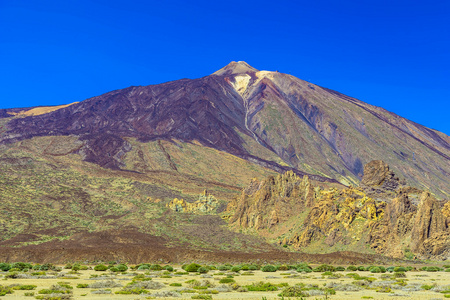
[
  {"x1": 198, "y1": 267, "x2": 209, "y2": 274},
  {"x1": 0, "y1": 263, "x2": 11, "y2": 271},
  {"x1": 12, "y1": 285, "x2": 37, "y2": 290},
  {"x1": 278, "y1": 286, "x2": 308, "y2": 297},
  {"x1": 246, "y1": 281, "x2": 278, "y2": 291},
  {"x1": 94, "y1": 264, "x2": 108, "y2": 271},
  {"x1": 219, "y1": 278, "x2": 235, "y2": 284},
  {"x1": 261, "y1": 265, "x2": 277, "y2": 272},
  {"x1": 184, "y1": 263, "x2": 202, "y2": 272}
]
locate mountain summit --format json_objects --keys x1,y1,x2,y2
[{"x1": 213, "y1": 61, "x2": 259, "y2": 76}]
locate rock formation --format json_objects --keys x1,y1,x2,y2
[{"x1": 227, "y1": 160, "x2": 450, "y2": 259}]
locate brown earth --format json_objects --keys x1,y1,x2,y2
[{"x1": 0, "y1": 229, "x2": 397, "y2": 265}]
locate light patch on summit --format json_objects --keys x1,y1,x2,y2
[{"x1": 231, "y1": 74, "x2": 251, "y2": 97}]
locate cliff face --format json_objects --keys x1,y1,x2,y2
[{"x1": 228, "y1": 160, "x2": 449, "y2": 259}]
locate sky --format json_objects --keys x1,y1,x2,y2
[{"x1": 1, "y1": 0, "x2": 449, "y2": 135}]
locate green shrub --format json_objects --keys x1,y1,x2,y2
[
  {"x1": 76, "y1": 284, "x2": 89, "y2": 288},
  {"x1": 445, "y1": 268, "x2": 450, "y2": 272},
  {"x1": 278, "y1": 265, "x2": 289, "y2": 271},
  {"x1": 218, "y1": 264, "x2": 232, "y2": 271},
  {"x1": 370, "y1": 267, "x2": 381, "y2": 273},
  {"x1": 313, "y1": 264, "x2": 336, "y2": 272},
  {"x1": 116, "y1": 264, "x2": 128, "y2": 272},
  {"x1": 219, "y1": 278, "x2": 235, "y2": 284},
  {"x1": 261, "y1": 265, "x2": 277, "y2": 272},
  {"x1": 335, "y1": 266, "x2": 345, "y2": 271},
  {"x1": 386, "y1": 266, "x2": 395, "y2": 272},
  {"x1": 94, "y1": 264, "x2": 108, "y2": 271},
  {"x1": 198, "y1": 267, "x2": 209, "y2": 274},
  {"x1": 230, "y1": 266, "x2": 241, "y2": 272},
  {"x1": 357, "y1": 266, "x2": 366, "y2": 271},
  {"x1": 115, "y1": 288, "x2": 149, "y2": 294},
  {"x1": 393, "y1": 271, "x2": 406, "y2": 278},
  {"x1": 347, "y1": 265, "x2": 357, "y2": 271},
  {"x1": 170, "y1": 283, "x2": 182, "y2": 286},
  {"x1": 150, "y1": 264, "x2": 162, "y2": 271},
  {"x1": 191, "y1": 295, "x2": 212, "y2": 300},
  {"x1": 246, "y1": 281, "x2": 278, "y2": 291},
  {"x1": 184, "y1": 263, "x2": 202, "y2": 272},
  {"x1": 278, "y1": 286, "x2": 308, "y2": 297},
  {"x1": 0, "y1": 285, "x2": 14, "y2": 296},
  {"x1": 12, "y1": 285, "x2": 36, "y2": 290},
  {"x1": 11, "y1": 262, "x2": 32, "y2": 271},
  {"x1": 0, "y1": 263, "x2": 11, "y2": 272},
  {"x1": 421, "y1": 284, "x2": 434, "y2": 290},
  {"x1": 164, "y1": 265, "x2": 174, "y2": 272},
  {"x1": 393, "y1": 267, "x2": 407, "y2": 272}
]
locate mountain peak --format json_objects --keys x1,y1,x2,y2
[{"x1": 213, "y1": 61, "x2": 259, "y2": 76}]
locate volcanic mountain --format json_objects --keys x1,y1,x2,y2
[
  {"x1": 0, "y1": 61, "x2": 449, "y2": 262},
  {"x1": 1, "y1": 61, "x2": 449, "y2": 197}
]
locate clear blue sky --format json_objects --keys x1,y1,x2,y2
[{"x1": 1, "y1": 0, "x2": 449, "y2": 135}]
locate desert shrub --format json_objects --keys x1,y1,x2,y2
[
  {"x1": 12, "y1": 285, "x2": 37, "y2": 290},
  {"x1": 115, "y1": 288, "x2": 149, "y2": 294},
  {"x1": 357, "y1": 266, "x2": 366, "y2": 271},
  {"x1": 248, "y1": 264, "x2": 259, "y2": 270},
  {"x1": 164, "y1": 265, "x2": 174, "y2": 272},
  {"x1": 278, "y1": 265, "x2": 289, "y2": 271},
  {"x1": 149, "y1": 264, "x2": 162, "y2": 271},
  {"x1": 347, "y1": 265, "x2": 357, "y2": 271},
  {"x1": 115, "y1": 264, "x2": 128, "y2": 272},
  {"x1": 217, "y1": 264, "x2": 232, "y2": 271},
  {"x1": 246, "y1": 281, "x2": 278, "y2": 291},
  {"x1": 76, "y1": 284, "x2": 88, "y2": 288},
  {"x1": 191, "y1": 295, "x2": 212, "y2": 300},
  {"x1": 393, "y1": 271, "x2": 406, "y2": 278},
  {"x1": 370, "y1": 267, "x2": 382, "y2": 273},
  {"x1": 135, "y1": 263, "x2": 149, "y2": 270},
  {"x1": 230, "y1": 266, "x2": 240, "y2": 272},
  {"x1": 128, "y1": 281, "x2": 164, "y2": 289},
  {"x1": 184, "y1": 263, "x2": 202, "y2": 272},
  {"x1": 0, "y1": 285, "x2": 14, "y2": 296},
  {"x1": 297, "y1": 267, "x2": 312, "y2": 273},
  {"x1": 170, "y1": 283, "x2": 182, "y2": 286},
  {"x1": 335, "y1": 266, "x2": 345, "y2": 271},
  {"x1": 386, "y1": 266, "x2": 395, "y2": 272},
  {"x1": 94, "y1": 264, "x2": 108, "y2": 271},
  {"x1": 5, "y1": 272, "x2": 19, "y2": 279},
  {"x1": 313, "y1": 264, "x2": 335, "y2": 272},
  {"x1": 424, "y1": 266, "x2": 442, "y2": 272},
  {"x1": 421, "y1": 284, "x2": 435, "y2": 290},
  {"x1": 393, "y1": 267, "x2": 407, "y2": 272},
  {"x1": 219, "y1": 278, "x2": 235, "y2": 284},
  {"x1": 239, "y1": 264, "x2": 249, "y2": 270},
  {"x1": 150, "y1": 291, "x2": 181, "y2": 297},
  {"x1": 11, "y1": 262, "x2": 32, "y2": 271},
  {"x1": 88, "y1": 280, "x2": 122, "y2": 289},
  {"x1": 278, "y1": 286, "x2": 308, "y2": 297},
  {"x1": 261, "y1": 265, "x2": 277, "y2": 272},
  {"x1": 0, "y1": 263, "x2": 11, "y2": 272},
  {"x1": 24, "y1": 292, "x2": 34, "y2": 296},
  {"x1": 197, "y1": 267, "x2": 209, "y2": 274}
]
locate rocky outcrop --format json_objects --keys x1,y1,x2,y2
[
  {"x1": 410, "y1": 192, "x2": 447, "y2": 255},
  {"x1": 228, "y1": 161, "x2": 450, "y2": 260},
  {"x1": 166, "y1": 190, "x2": 219, "y2": 213},
  {"x1": 227, "y1": 171, "x2": 317, "y2": 230},
  {"x1": 360, "y1": 160, "x2": 405, "y2": 198}
]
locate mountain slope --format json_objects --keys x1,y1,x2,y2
[{"x1": 1, "y1": 61, "x2": 448, "y2": 197}]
